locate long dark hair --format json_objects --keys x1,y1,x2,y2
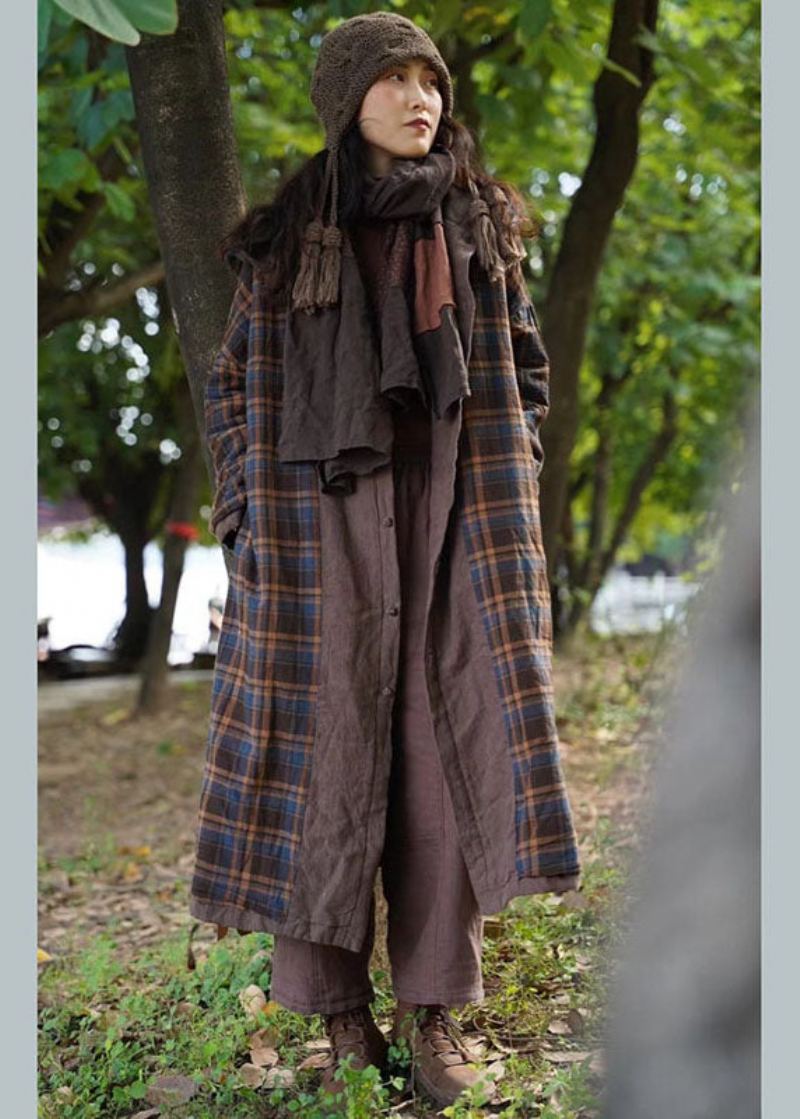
[{"x1": 219, "y1": 112, "x2": 541, "y2": 295}]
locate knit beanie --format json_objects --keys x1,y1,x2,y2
[{"x1": 292, "y1": 11, "x2": 455, "y2": 313}]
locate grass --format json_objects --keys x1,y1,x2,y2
[
  {"x1": 37, "y1": 823, "x2": 623, "y2": 1118},
  {"x1": 38, "y1": 630, "x2": 670, "y2": 1117}
]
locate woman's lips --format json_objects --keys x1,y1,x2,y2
[{"x1": 406, "y1": 121, "x2": 430, "y2": 131}]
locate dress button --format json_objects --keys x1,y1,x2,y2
[
  {"x1": 381, "y1": 684, "x2": 394, "y2": 697},
  {"x1": 382, "y1": 515, "x2": 394, "y2": 527},
  {"x1": 387, "y1": 604, "x2": 400, "y2": 616}
]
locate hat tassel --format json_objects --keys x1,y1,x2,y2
[
  {"x1": 292, "y1": 147, "x2": 343, "y2": 313},
  {"x1": 292, "y1": 217, "x2": 324, "y2": 313},
  {"x1": 469, "y1": 179, "x2": 511, "y2": 284}
]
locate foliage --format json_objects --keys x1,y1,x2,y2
[
  {"x1": 41, "y1": 0, "x2": 178, "y2": 48},
  {"x1": 570, "y1": 0, "x2": 759, "y2": 573},
  {"x1": 37, "y1": 0, "x2": 760, "y2": 587}
]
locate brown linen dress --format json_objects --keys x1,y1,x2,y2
[{"x1": 268, "y1": 222, "x2": 485, "y2": 1014}]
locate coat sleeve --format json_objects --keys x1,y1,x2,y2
[
  {"x1": 505, "y1": 263, "x2": 550, "y2": 478},
  {"x1": 205, "y1": 263, "x2": 253, "y2": 549}
]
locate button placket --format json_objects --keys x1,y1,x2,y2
[{"x1": 376, "y1": 470, "x2": 401, "y2": 712}]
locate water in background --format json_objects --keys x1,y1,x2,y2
[
  {"x1": 37, "y1": 533, "x2": 229, "y2": 666},
  {"x1": 37, "y1": 534, "x2": 699, "y2": 663}
]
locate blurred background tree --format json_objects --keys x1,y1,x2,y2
[{"x1": 37, "y1": 0, "x2": 760, "y2": 701}]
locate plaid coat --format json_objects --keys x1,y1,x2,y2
[{"x1": 189, "y1": 185, "x2": 581, "y2": 951}]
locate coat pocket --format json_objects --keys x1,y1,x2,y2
[
  {"x1": 225, "y1": 505, "x2": 258, "y2": 588},
  {"x1": 522, "y1": 409, "x2": 545, "y2": 481}
]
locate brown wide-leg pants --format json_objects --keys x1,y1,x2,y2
[{"x1": 269, "y1": 406, "x2": 485, "y2": 1016}]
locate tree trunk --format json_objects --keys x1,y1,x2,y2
[
  {"x1": 138, "y1": 380, "x2": 205, "y2": 713},
  {"x1": 125, "y1": 0, "x2": 248, "y2": 700},
  {"x1": 126, "y1": 0, "x2": 247, "y2": 506},
  {"x1": 539, "y1": 0, "x2": 659, "y2": 582},
  {"x1": 112, "y1": 525, "x2": 153, "y2": 666}
]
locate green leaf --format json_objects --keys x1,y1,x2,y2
[
  {"x1": 114, "y1": 0, "x2": 178, "y2": 36},
  {"x1": 102, "y1": 181, "x2": 136, "y2": 220},
  {"x1": 635, "y1": 27, "x2": 663, "y2": 54},
  {"x1": 39, "y1": 148, "x2": 99, "y2": 191},
  {"x1": 53, "y1": 1, "x2": 140, "y2": 45},
  {"x1": 519, "y1": 0, "x2": 553, "y2": 39},
  {"x1": 597, "y1": 54, "x2": 642, "y2": 88},
  {"x1": 429, "y1": 0, "x2": 464, "y2": 39},
  {"x1": 38, "y1": 0, "x2": 53, "y2": 62}
]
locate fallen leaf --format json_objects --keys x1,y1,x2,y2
[
  {"x1": 249, "y1": 1025, "x2": 281, "y2": 1050},
  {"x1": 121, "y1": 862, "x2": 144, "y2": 883},
  {"x1": 101, "y1": 707, "x2": 130, "y2": 726},
  {"x1": 264, "y1": 1067, "x2": 295, "y2": 1088},
  {"x1": 130, "y1": 1110, "x2": 161, "y2": 1119},
  {"x1": 145, "y1": 1074, "x2": 197, "y2": 1107},
  {"x1": 117, "y1": 844, "x2": 152, "y2": 859},
  {"x1": 547, "y1": 1020, "x2": 572, "y2": 1036},
  {"x1": 37, "y1": 947, "x2": 53, "y2": 964},
  {"x1": 304, "y1": 1038, "x2": 331, "y2": 1051},
  {"x1": 239, "y1": 984, "x2": 267, "y2": 1019},
  {"x1": 544, "y1": 1050, "x2": 593, "y2": 1064},
  {"x1": 567, "y1": 1008, "x2": 586, "y2": 1035},
  {"x1": 482, "y1": 1059, "x2": 506, "y2": 1082},
  {"x1": 249, "y1": 1043, "x2": 279, "y2": 1068},
  {"x1": 558, "y1": 890, "x2": 589, "y2": 910},
  {"x1": 238, "y1": 1063, "x2": 266, "y2": 1088},
  {"x1": 298, "y1": 1052, "x2": 331, "y2": 1071}
]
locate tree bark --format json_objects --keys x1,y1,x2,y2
[
  {"x1": 539, "y1": 0, "x2": 659, "y2": 581},
  {"x1": 125, "y1": 0, "x2": 248, "y2": 701},
  {"x1": 111, "y1": 523, "x2": 153, "y2": 665},
  {"x1": 125, "y1": 0, "x2": 247, "y2": 441},
  {"x1": 138, "y1": 379, "x2": 204, "y2": 713}
]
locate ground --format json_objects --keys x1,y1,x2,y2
[{"x1": 37, "y1": 628, "x2": 681, "y2": 1118}]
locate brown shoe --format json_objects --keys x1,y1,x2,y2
[
  {"x1": 391, "y1": 1001, "x2": 483, "y2": 1108},
  {"x1": 319, "y1": 1004, "x2": 389, "y2": 1103}
]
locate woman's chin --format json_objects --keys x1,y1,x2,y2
[{"x1": 391, "y1": 138, "x2": 432, "y2": 160}]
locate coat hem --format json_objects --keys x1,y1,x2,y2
[
  {"x1": 477, "y1": 871, "x2": 581, "y2": 915},
  {"x1": 188, "y1": 895, "x2": 365, "y2": 952}
]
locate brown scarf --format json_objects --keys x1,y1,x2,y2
[{"x1": 277, "y1": 148, "x2": 522, "y2": 495}]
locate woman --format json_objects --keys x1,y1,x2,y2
[{"x1": 190, "y1": 10, "x2": 581, "y2": 1109}]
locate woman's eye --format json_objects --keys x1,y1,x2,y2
[{"x1": 387, "y1": 72, "x2": 438, "y2": 87}]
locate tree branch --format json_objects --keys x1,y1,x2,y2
[
  {"x1": 601, "y1": 373, "x2": 679, "y2": 572},
  {"x1": 38, "y1": 260, "x2": 165, "y2": 336},
  {"x1": 536, "y1": 0, "x2": 661, "y2": 575}
]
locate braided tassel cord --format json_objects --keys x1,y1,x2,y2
[
  {"x1": 468, "y1": 181, "x2": 506, "y2": 283},
  {"x1": 316, "y1": 148, "x2": 342, "y2": 306},
  {"x1": 292, "y1": 218, "x2": 325, "y2": 313},
  {"x1": 317, "y1": 225, "x2": 343, "y2": 306}
]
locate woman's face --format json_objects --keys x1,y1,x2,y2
[{"x1": 357, "y1": 56, "x2": 444, "y2": 177}]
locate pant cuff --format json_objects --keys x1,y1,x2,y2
[
  {"x1": 393, "y1": 986, "x2": 485, "y2": 1010},
  {"x1": 270, "y1": 985, "x2": 376, "y2": 1017}
]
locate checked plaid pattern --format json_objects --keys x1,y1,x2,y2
[{"x1": 190, "y1": 229, "x2": 579, "y2": 934}]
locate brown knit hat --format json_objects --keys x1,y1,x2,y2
[{"x1": 292, "y1": 11, "x2": 455, "y2": 314}]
